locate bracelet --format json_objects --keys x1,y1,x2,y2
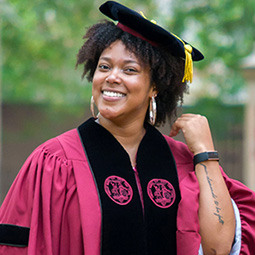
[{"x1": 193, "y1": 151, "x2": 219, "y2": 166}]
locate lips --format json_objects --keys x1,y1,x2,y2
[{"x1": 102, "y1": 90, "x2": 126, "y2": 98}]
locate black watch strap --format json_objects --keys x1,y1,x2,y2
[{"x1": 193, "y1": 151, "x2": 219, "y2": 166}]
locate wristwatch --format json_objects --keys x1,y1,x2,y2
[{"x1": 193, "y1": 151, "x2": 219, "y2": 166}]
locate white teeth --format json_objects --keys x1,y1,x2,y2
[{"x1": 103, "y1": 91, "x2": 125, "y2": 97}]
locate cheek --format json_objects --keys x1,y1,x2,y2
[
  {"x1": 92, "y1": 73, "x2": 98, "y2": 87},
  {"x1": 92, "y1": 69, "x2": 104, "y2": 84},
  {"x1": 92, "y1": 74, "x2": 102, "y2": 94},
  {"x1": 134, "y1": 77, "x2": 153, "y2": 99},
  {"x1": 91, "y1": 82, "x2": 100, "y2": 106}
]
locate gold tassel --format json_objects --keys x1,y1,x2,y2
[
  {"x1": 170, "y1": 33, "x2": 194, "y2": 83},
  {"x1": 182, "y1": 44, "x2": 193, "y2": 83},
  {"x1": 139, "y1": 11, "x2": 193, "y2": 83}
]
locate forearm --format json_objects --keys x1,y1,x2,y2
[
  {"x1": 170, "y1": 114, "x2": 236, "y2": 254},
  {"x1": 196, "y1": 161, "x2": 235, "y2": 255}
]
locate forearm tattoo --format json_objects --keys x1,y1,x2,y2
[{"x1": 200, "y1": 163, "x2": 224, "y2": 225}]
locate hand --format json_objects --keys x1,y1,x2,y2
[{"x1": 169, "y1": 114, "x2": 215, "y2": 155}]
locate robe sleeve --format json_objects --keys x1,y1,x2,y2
[
  {"x1": 196, "y1": 167, "x2": 255, "y2": 255},
  {"x1": 221, "y1": 168, "x2": 255, "y2": 254},
  {"x1": 0, "y1": 138, "x2": 82, "y2": 255},
  {"x1": 198, "y1": 199, "x2": 242, "y2": 255},
  {"x1": 164, "y1": 136, "x2": 255, "y2": 254}
]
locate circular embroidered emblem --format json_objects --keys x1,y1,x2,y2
[
  {"x1": 147, "y1": 179, "x2": 176, "y2": 208},
  {"x1": 104, "y1": 176, "x2": 133, "y2": 205}
]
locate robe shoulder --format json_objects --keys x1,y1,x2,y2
[
  {"x1": 35, "y1": 128, "x2": 85, "y2": 162},
  {"x1": 163, "y1": 135, "x2": 193, "y2": 168},
  {"x1": 0, "y1": 128, "x2": 85, "y2": 254},
  {"x1": 0, "y1": 129, "x2": 81, "y2": 225}
]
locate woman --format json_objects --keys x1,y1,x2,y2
[{"x1": 0, "y1": 1, "x2": 254, "y2": 254}]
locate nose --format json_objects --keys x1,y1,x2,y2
[{"x1": 106, "y1": 68, "x2": 122, "y2": 84}]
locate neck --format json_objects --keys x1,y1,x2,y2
[
  {"x1": 98, "y1": 115, "x2": 146, "y2": 146},
  {"x1": 97, "y1": 115, "x2": 146, "y2": 167}
]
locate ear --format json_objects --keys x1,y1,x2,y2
[{"x1": 149, "y1": 84, "x2": 158, "y2": 98}]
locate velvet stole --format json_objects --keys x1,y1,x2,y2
[{"x1": 78, "y1": 118, "x2": 180, "y2": 255}]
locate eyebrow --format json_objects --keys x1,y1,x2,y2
[{"x1": 99, "y1": 57, "x2": 140, "y2": 65}]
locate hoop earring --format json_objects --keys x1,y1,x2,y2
[
  {"x1": 90, "y1": 96, "x2": 99, "y2": 118},
  {"x1": 149, "y1": 96, "x2": 157, "y2": 126}
]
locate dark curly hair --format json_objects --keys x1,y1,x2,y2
[{"x1": 76, "y1": 20, "x2": 188, "y2": 126}]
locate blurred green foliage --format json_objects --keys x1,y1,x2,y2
[
  {"x1": 171, "y1": 0, "x2": 255, "y2": 98},
  {"x1": 1, "y1": 0, "x2": 255, "y2": 104},
  {"x1": 2, "y1": 0, "x2": 98, "y2": 104},
  {"x1": 183, "y1": 97, "x2": 244, "y2": 139}
]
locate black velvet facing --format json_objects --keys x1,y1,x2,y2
[
  {"x1": 136, "y1": 125, "x2": 180, "y2": 254},
  {"x1": 0, "y1": 224, "x2": 30, "y2": 247},
  {"x1": 78, "y1": 118, "x2": 180, "y2": 255}
]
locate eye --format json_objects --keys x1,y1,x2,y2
[
  {"x1": 124, "y1": 67, "x2": 138, "y2": 74},
  {"x1": 98, "y1": 64, "x2": 110, "y2": 71}
]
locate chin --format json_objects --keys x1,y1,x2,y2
[{"x1": 98, "y1": 108, "x2": 121, "y2": 120}]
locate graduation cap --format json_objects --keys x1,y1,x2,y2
[{"x1": 99, "y1": 1, "x2": 204, "y2": 83}]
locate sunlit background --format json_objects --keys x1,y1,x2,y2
[{"x1": 0, "y1": 0, "x2": 255, "y2": 202}]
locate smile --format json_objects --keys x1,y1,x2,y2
[{"x1": 102, "y1": 91, "x2": 126, "y2": 98}]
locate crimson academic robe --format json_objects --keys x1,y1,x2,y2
[{"x1": 0, "y1": 119, "x2": 255, "y2": 254}]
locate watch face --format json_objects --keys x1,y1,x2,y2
[
  {"x1": 207, "y1": 151, "x2": 219, "y2": 160},
  {"x1": 193, "y1": 151, "x2": 219, "y2": 166}
]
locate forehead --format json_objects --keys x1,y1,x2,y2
[
  {"x1": 100, "y1": 40, "x2": 149, "y2": 70},
  {"x1": 100, "y1": 40, "x2": 137, "y2": 59}
]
